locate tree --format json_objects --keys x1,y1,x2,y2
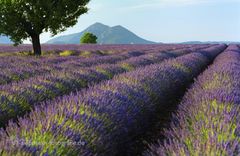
[
  {"x1": 0, "y1": 0, "x2": 90, "y2": 55},
  {"x1": 80, "y1": 32, "x2": 98, "y2": 44}
]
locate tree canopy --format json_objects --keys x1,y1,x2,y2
[
  {"x1": 0, "y1": 0, "x2": 90, "y2": 55},
  {"x1": 80, "y1": 32, "x2": 98, "y2": 44}
]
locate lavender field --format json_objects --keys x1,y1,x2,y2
[{"x1": 0, "y1": 44, "x2": 239, "y2": 156}]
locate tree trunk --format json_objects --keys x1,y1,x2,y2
[{"x1": 31, "y1": 34, "x2": 41, "y2": 55}]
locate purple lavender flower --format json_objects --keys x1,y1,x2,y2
[{"x1": 0, "y1": 44, "x2": 226, "y2": 155}]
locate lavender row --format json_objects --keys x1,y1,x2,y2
[
  {"x1": 0, "y1": 48, "x2": 161, "y2": 86},
  {"x1": 0, "y1": 44, "x2": 209, "y2": 71},
  {"x1": 0, "y1": 44, "x2": 209, "y2": 88},
  {"x1": 145, "y1": 45, "x2": 240, "y2": 156},
  {"x1": 0, "y1": 44, "x2": 209, "y2": 69},
  {"x1": 0, "y1": 45, "x2": 226, "y2": 155},
  {"x1": 0, "y1": 45, "x2": 187, "y2": 86},
  {"x1": 0, "y1": 45, "x2": 197, "y2": 127},
  {"x1": 0, "y1": 45, "x2": 189, "y2": 85},
  {"x1": 0, "y1": 45, "x2": 212, "y2": 86},
  {"x1": 0, "y1": 50, "x2": 142, "y2": 73},
  {"x1": 0, "y1": 44, "x2": 211, "y2": 93},
  {"x1": 0, "y1": 51, "x2": 142, "y2": 86}
]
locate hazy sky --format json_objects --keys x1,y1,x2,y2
[{"x1": 37, "y1": 0, "x2": 240, "y2": 43}]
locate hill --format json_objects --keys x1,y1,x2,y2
[{"x1": 46, "y1": 23, "x2": 156, "y2": 44}]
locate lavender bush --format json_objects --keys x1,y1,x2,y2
[{"x1": 145, "y1": 44, "x2": 240, "y2": 156}]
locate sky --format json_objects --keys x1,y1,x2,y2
[{"x1": 37, "y1": 0, "x2": 240, "y2": 43}]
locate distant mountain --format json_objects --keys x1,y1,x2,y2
[
  {"x1": 47, "y1": 23, "x2": 156, "y2": 44},
  {"x1": 0, "y1": 35, "x2": 13, "y2": 44},
  {"x1": 180, "y1": 41, "x2": 240, "y2": 44}
]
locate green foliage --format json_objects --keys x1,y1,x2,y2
[
  {"x1": 80, "y1": 32, "x2": 98, "y2": 44},
  {"x1": 59, "y1": 50, "x2": 76, "y2": 56},
  {"x1": 0, "y1": 0, "x2": 90, "y2": 55}
]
